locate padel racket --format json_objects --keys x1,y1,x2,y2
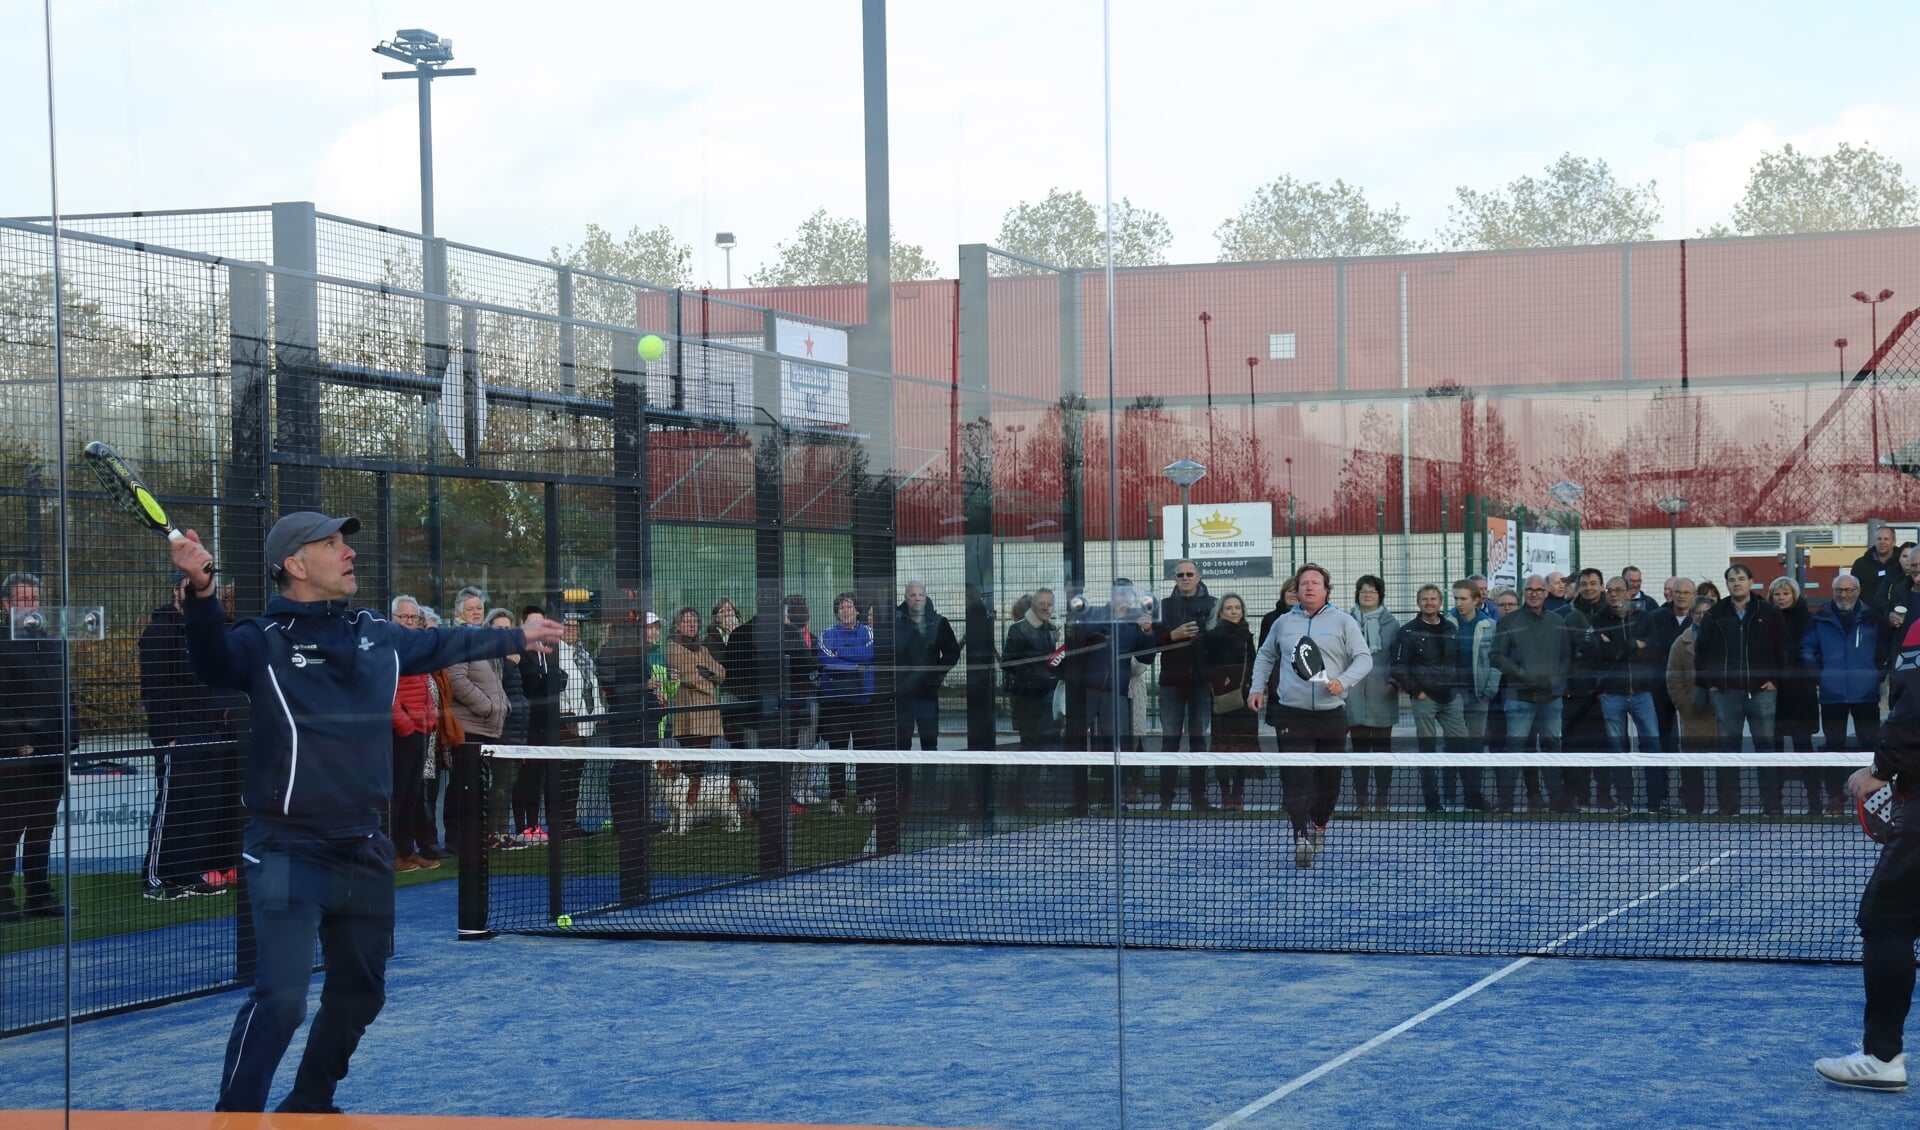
[
  {"x1": 1291, "y1": 636, "x2": 1330, "y2": 683},
  {"x1": 82, "y1": 441, "x2": 213, "y2": 577},
  {"x1": 1861, "y1": 782, "x2": 1901, "y2": 844}
]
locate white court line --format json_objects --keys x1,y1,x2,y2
[{"x1": 1199, "y1": 848, "x2": 1740, "y2": 1130}]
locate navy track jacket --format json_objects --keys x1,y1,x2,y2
[{"x1": 183, "y1": 592, "x2": 527, "y2": 838}]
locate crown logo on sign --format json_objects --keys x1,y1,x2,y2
[{"x1": 1194, "y1": 511, "x2": 1241, "y2": 539}]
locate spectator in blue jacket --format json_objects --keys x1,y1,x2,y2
[
  {"x1": 1804, "y1": 573, "x2": 1888, "y2": 815},
  {"x1": 170, "y1": 513, "x2": 562, "y2": 1114},
  {"x1": 817, "y1": 592, "x2": 879, "y2": 813}
]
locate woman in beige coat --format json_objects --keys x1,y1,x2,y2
[
  {"x1": 664, "y1": 605, "x2": 729, "y2": 812},
  {"x1": 447, "y1": 587, "x2": 511, "y2": 850},
  {"x1": 1666, "y1": 594, "x2": 1720, "y2": 816},
  {"x1": 664, "y1": 606, "x2": 727, "y2": 746}
]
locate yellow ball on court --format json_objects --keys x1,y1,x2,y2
[
  {"x1": 556, "y1": 915, "x2": 572, "y2": 928},
  {"x1": 637, "y1": 334, "x2": 666, "y2": 362}
]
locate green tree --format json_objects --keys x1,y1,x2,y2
[
  {"x1": 993, "y1": 188, "x2": 1172, "y2": 273},
  {"x1": 1438, "y1": 153, "x2": 1660, "y2": 250},
  {"x1": 1215, "y1": 176, "x2": 1417, "y2": 260},
  {"x1": 745, "y1": 209, "x2": 940, "y2": 286},
  {"x1": 551, "y1": 223, "x2": 693, "y2": 290},
  {"x1": 1706, "y1": 141, "x2": 1920, "y2": 237}
]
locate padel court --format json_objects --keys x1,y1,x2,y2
[{"x1": 1, "y1": 809, "x2": 1891, "y2": 1129}]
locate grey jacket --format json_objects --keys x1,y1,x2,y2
[
  {"x1": 1251, "y1": 603, "x2": 1374, "y2": 713},
  {"x1": 1342, "y1": 606, "x2": 1400, "y2": 728}
]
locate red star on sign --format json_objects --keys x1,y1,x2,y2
[{"x1": 803, "y1": 332, "x2": 815, "y2": 357}]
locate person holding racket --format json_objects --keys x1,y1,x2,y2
[
  {"x1": 167, "y1": 512, "x2": 563, "y2": 1113},
  {"x1": 1248, "y1": 563, "x2": 1372, "y2": 869},
  {"x1": 1818, "y1": 614, "x2": 1920, "y2": 1091}
]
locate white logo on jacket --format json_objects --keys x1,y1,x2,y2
[{"x1": 358, "y1": 637, "x2": 375, "y2": 651}]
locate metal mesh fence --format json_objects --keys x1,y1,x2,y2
[
  {"x1": 8, "y1": 205, "x2": 1920, "y2": 1033},
  {"x1": 16, "y1": 207, "x2": 275, "y2": 266}
]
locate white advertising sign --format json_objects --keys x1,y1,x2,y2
[
  {"x1": 1161, "y1": 502, "x2": 1274, "y2": 579},
  {"x1": 775, "y1": 318, "x2": 850, "y2": 427}
]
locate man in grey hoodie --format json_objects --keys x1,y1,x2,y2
[{"x1": 1249, "y1": 563, "x2": 1372, "y2": 869}]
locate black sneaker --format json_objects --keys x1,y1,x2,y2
[
  {"x1": 0, "y1": 904, "x2": 21, "y2": 924},
  {"x1": 25, "y1": 901, "x2": 66, "y2": 919},
  {"x1": 182, "y1": 880, "x2": 229, "y2": 897},
  {"x1": 143, "y1": 883, "x2": 193, "y2": 902}
]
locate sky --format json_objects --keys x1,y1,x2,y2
[{"x1": 5, "y1": 1, "x2": 1920, "y2": 283}]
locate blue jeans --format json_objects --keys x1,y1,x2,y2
[
  {"x1": 1709, "y1": 687, "x2": 1777, "y2": 814},
  {"x1": 1709, "y1": 687, "x2": 1777, "y2": 749},
  {"x1": 1499, "y1": 693, "x2": 1564, "y2": 808},
  {"x1": 216, "y1": 825, "x2": 395, "y2": 1113},
  {"x1": 1601, "y1": 690, "x2": 1667, "y2": 809},
  {"x1": 1158, "y1": 684, "x2": 1211, "y2": 802}
]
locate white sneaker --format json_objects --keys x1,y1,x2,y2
[
  {"x1": 1308, "y1": 823, "x2": 1327, "y2": 856},
  {"x1": 1815, "y1": 1050, "x2": 1908, "y2": 1091},
  {"x1": 858, "y1": 798, "x2": 877, "y2": 815},
  {"x1": 1294, "y1": 835, "x2": 1315, "y2": 870},
  {"x1": 828, "y1": 799, "x2": 845, "y2": 816}
]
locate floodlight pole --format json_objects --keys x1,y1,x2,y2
[
  {"x1": 1657, "y1": 495, "x2": 1689, "y2": 579},
  {"x1": 379, "y1": 36, "x2": 475, "y2": 238},
  {"x1": 1162, "y1": 459, "x2": 1208, "y2": 567}
]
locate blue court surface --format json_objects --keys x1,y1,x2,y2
[
  {"x1": 0, "y1": 877, "x2": 1898, "y2": 1128},
  {"x1": 502, "y1": 814, "x2": 1873, "y2": 962}
]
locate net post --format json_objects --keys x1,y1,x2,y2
[
  {"x1": 545, "y1": 754, "x2": 565, "y2": 922},
  {"x1": 874, "y1": 764, "x2": 901, "y2": 856},
  {"x1": 455, "y1": 745, "x2": 492, "y2": 939},
  {"x1": 610, "y1": 755, "x2": 652, "y2": 905},
  {"x1": 757, "y1": 759, "x2": 791, "y2": 875}
]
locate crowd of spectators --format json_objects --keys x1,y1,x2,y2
[{"x1": 2, "y1": 527, "x2": 1915, "y2": 904}]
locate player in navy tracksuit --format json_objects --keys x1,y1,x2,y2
[
  {"x1": 1818, "y1": 612, "x2": 1920, "y2": 1091},
  {"x1": 171, "y1": 512, "x2": 563, "y2": 1113}
]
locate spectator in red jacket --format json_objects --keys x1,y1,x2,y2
[{"x1": 388, "y1": 596, "x2": 440, "y2": 871}]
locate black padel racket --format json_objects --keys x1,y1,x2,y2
[
  {"x1": 1860, "y1": 782, "x2": 1901, "y2": 844},
  {"x1": 82, "y1": 441, "x2": 213, "y2": 577}
]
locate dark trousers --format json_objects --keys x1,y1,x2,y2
[
  {"x1": 444, "y1": 740, "x2": 493, "y2": 855},
  {"x1": 1007, "y1": 693, "x2": 1059, "y2": 812},
  {"x1": 1771, "y1": 727, "x2": 1820, "y2": 814},
  {"x1": 1272, "y1": 704, "x2": 1347, "y2": 838},
  {"x1": 389, "y1": 733, "x2": 432, "y2": 857},
  {"x1": 1859, "y1": 796, "x2": 1920, "y2": 1060},
  {"x1": 216, "y1": 827, "x2": 395, "y2": 1113},
  {"x1": 1674, "y1": 732, "x2": 1734, "y2": 815},
  {"x1": 1823, "y1": 701, "x2": 1882, "y2": 810},
  {"x1": 896, "y1": 695, "x2": 939, "y2": 751},
  {"x1": 1562, "y1": 692, "x2": 1618, "y2": 807},
  {"x1": 1652, "y1": 690, "x2": 1681, "y2": 768},
  {"x1": 510, "y1": 757, "x2": 547, "y2": 834},
  {"x1": 0, "y1": 765, "x2": 63, "y2": 907},
  {"x1": 1158, "y1": 683, "x2": 1211, "y2": 804},
  {"x1": 418, "y1": 766, "x2": 444, "y2": 851},
  {"x1": 148, "y1": 739, "x2": 235, "y2": 887},
  {"x1": 1348, "y1": 724, "x2": 1393, "y2": 807},
  {"x1": 820, "y1": 698, "x2": 885, "y2": 804}
]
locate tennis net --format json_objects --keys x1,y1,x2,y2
[{"x1": 459, "y1": 745, "x2": 1878, "y2": 963}]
